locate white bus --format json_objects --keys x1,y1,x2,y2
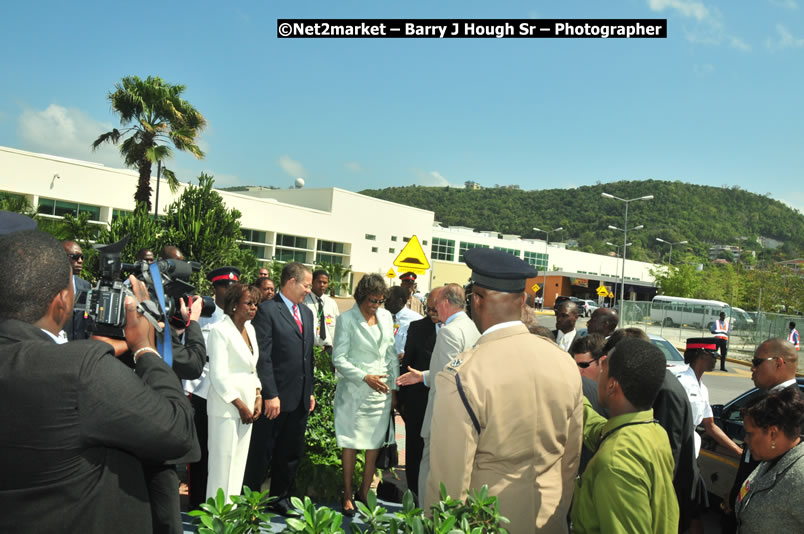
[{"x1": 650, "y1": 296, "x2": 730, "y2": 329}]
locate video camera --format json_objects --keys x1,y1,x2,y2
[{"x1": 75, "y1": 236, "x2": 216, "y2": 338}]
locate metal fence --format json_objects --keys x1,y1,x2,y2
[{"x1": 618, "y1": 301, "x2": 801, "y2": 367}]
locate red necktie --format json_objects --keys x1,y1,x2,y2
[{"x1": 292, "y1": 304, "x2": 303, "y2": 334}]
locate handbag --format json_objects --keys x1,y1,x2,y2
[{"x1": 375, "y1": 415, "x2": 398, "y2": 470}]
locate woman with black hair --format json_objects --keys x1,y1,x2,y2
[{"x1": 735, "y1": 385, "x2": 804, "y2": 533}]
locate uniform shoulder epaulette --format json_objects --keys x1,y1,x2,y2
[{"x1": 446, "y1": 357, "x2": 464, "y2": 373}]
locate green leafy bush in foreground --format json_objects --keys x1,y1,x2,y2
[{"x1": 191, "y1": 485, "x2": 509, "y2": 534}]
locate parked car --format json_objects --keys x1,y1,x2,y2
[
  {"x1": 578, "y1": 299, "x2": 599, "y2": 318},
  {"x1": 553, "y1": 296, "x2": 587, "y2": 313},
  {"x1": 697, "y1": 378, "x2": 804, "y2": 501},
  {"x1": 648, "y1": 334, "x2": 685, "y2": 368}
]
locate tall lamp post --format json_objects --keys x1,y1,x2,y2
[
  {"x1": 655, "y1": 238, "x2": 688, "y2": 264},
  {"x1": 605, "y1": 241, "x2": 630, "y2": 306},
  {"x1": 533, "y1": 226, "x2": 563, "y2": 309},
  {"x1": 602, "y1": 192, "x2": 653, "y2": 307}
]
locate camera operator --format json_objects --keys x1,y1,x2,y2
[
  {"x1": 91, "y1": 245, "x2": 207, "y2": 533},
  {"x1": 0, "y1": 230, "x2": 196, "y2": 533}
]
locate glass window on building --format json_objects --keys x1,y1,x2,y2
[
  {"x1": 241, "y1": 229, "x2": 268, "y2": 244},
  {"x1": 276, "y1": 234, "x2": 309, "y2": 250},
  {"x1": 422, "y1": 240, "x2": 428, "y2": 245},
  {"x1": 316, "y1": 253, "x2": 344, "y2": 265},
  {"x1": 523, "y1": 251, "x2": 549, "y2": 270},
  {"x1": 391, "y1": 236, "x2": 397, "y2": 241},
  {"x1": 389, "y1": 248, "x2": 395, "y2": 254},
  {"x1": 365, "y1": 234, "x2": 376, "y2": 241},
  {"x1": 112, "y1": 208, "x2": 132, "y2": 221},
  {"x1": 275, "y1": 249, "x2": 308, "y2": 263},
  {"x1": 494, "y1": 247, "x2": 520, "y2": 256},
  {"x1": 38, "y1": 197, "x2": 101, "y2": 221},
  {"x1": 431, "y1": 237, "x2": 456, "y2": 262},
  {"x1": 240, "y1": 244, "x2": 269, "y2": 259},
  {"x1": 371, "y1": 247, "x2": 378, "y2": 253},
  {"x1": 317, "y1": 240, "x2": 345, "y2": 254},
  {"x1": 403, "y1": 237, "x2": 410, "y2": 242},
  {"x1": 458, "y1": 242, "x2": 489, "y2": 263}
]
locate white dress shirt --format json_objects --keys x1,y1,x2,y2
[{"x1": 555, "y1": 329, "x2": 577, "y2": 352}]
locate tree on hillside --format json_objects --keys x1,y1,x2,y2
[{"x1": 92, "y1": 75, "x2": 207, "y2": 213}]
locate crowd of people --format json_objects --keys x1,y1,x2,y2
[{"x1": 0, "y1": 210, "x2": 801, "y2": 534}]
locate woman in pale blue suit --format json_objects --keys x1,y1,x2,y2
[{"x1": 333, "y1": 273, "x2": 398, "y2": 516}]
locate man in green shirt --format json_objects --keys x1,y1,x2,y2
[{"x1": 572, "y1": 337, "x2": 679, "y2": 533}]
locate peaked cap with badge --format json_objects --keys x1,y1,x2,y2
[
  {"x1": 207, "y1": 266, "x2": 240, "y2": 286},
  {"x1": 463, "y1": 248, "x2": 539, "y2": 293}
]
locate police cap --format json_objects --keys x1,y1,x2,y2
[
  {"x1": 207, "y1": 266, "x2": 241, "y2": 286},
  {"x1": 399, "y1": 272, "x2": 417, "y2": 281},
  {"x1": 685, "y1": 337, "x2": 719, "y2": 354},
  {"x1": 0, "y1": 211, "x2": 37, "y2": 235},
  {"x1": 464, "y1": 248, "x2": 539, "y2": 293}
]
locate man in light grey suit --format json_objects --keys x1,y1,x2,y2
[{"x1": 397, "y1": 283, "x2": 480, "y2": 502}]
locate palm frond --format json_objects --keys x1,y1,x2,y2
[{"x1": 91, "y1": 129, "x2": 121, "y2": 150}]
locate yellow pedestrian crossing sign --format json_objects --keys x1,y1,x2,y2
[
  {"x1": 393, "y1": 235, "x2": 430, "y2": 275},
  {"x1": 386, "y1": 269, "x2": 396, "y2": 278}
]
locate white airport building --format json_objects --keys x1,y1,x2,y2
[{"x1": 0, "y1": 146, "x2": 658, "y2": 304}]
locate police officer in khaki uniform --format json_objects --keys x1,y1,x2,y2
[{"x1": 424, "y1": 248, "x2": 584, "y2": 534}]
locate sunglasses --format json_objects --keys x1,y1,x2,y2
[
  {"x1": 68, "y1": 253, "x2": 84, "y2": 261},
  {"x1": 576, "y1": 358, "x2": 600, "y2": 369},
  {"x1": 367, "y1": 297, "x2": 385, "y2": 305},
  {"x1": 751, "y1": 356, "x2": 777, "y2": 367}
]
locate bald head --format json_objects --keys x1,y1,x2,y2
[
  {"x1": 425, "y1": 287, "x2": 442, "y2": 323},
  {"x1": 587, "y1": 307, "x2": 619, "y2": 337},
  {"x1": 752, "y1": 338, "x2": 798, "y2": 390}
]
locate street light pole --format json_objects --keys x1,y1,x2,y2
[
  {"x1": 655, "y1": 238, "x2": 688, "y2": 264},
  {"x1": 533, "y1": 226, "x2": 563, "y2": 309},
  {"x1": 606, "y1": 241, "x2": 630, "y2": 306},
  {"x1": 602, "y1": 193, "x2": 653, "y2": 308}
]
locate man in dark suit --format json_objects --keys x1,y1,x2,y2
[
  {"x1": 244, "y1": 262, "x2": 315, "y2": 514},
  {"x1": 62, "y1": 239, "x2": 90, "y2": 340},
  {"x1": 0, "y1": 230, "x2": 197, "y2": 533},
  {"x1": 397, "y1": 288, "x2": 441, "y2": 501}
]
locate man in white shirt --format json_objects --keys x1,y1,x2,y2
[
  {"x1": 553, "y1": 300, "x2": 579, "y2": 352},
  {"x1": 385, "y1": 286, "x2": 422, "y2": 359},
  {"x1": 303, "y1": 269, "x2": 340, "y2": 355}
]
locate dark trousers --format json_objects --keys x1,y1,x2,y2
[
  {"x1": 398, "y1": 390, "x2": 428, "y2": 499},
  {"x1": 187, "y1": 394, "x2": 209, "y2": 509},
  {"x1": 143, "y1": 464, "x2": 182, "y2": 534},
  {"x1": 716, "y1": 338, "x2": 729, "y2": 369},
  {"x1": 243, "y1": 397, "x2": 309, "y2": 499}
]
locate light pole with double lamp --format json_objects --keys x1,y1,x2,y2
[
  {"x1": 601, "y1": 192, "x2": 653, "y2": 307},
  {"x1": 655, "y1": 238, "x2": 688, "y2": 264},
  {"x1": 605, "y1": 241, "x2": 630, "y2": 306},
  {"x1": 532, "y1": 226, "x2": 563, "y2": 309}
]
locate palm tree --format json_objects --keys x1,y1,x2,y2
[{"x1": 92, "y1": 75, "x2": 207, "y2": 212}]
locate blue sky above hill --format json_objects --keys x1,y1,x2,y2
[{"x1": 0, "y1": 0, "x2": 802, "y2": 211}]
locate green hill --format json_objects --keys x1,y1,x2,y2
[{"x1": 360, "y1": 180, "x2": 804, "y2": 264}]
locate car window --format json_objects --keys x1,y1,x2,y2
[{"x1": 650, "y1": 338, "x2": 684, "y2": 362}]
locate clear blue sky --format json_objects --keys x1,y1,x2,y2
[{"x1": 1, "y1": 0, "x2": 802, "y2": 211}]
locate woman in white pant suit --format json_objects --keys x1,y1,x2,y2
[{"x1": 206, "y1": 283, "x2": 263, "y2": 501}]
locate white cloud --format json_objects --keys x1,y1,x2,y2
[
  {"x1": 278, "y1": 155, "x2": 307, "y2": 178},
  {"x1": 769, "y1": 0, "x2": 798, "y2": 9},
  {"x1": 766, "y1": 24, "x2": 804, "y2": 49},
  {"x1": 414, "y1": 169, "x2": 463, "y2": 188},
  {"x1": 17, "y1": 104, "x2": 122, "y2": 167},
  {"x1": 344, "y1": 161, "x2": 362, "y2": 173},
  {"x1": 729, "y1": 36, "x2": 751, "y2": 51},
  {"x1": 648, "y1": 1, "x2": 750, "y2": 51},
  {"x1": 647, "y1": 0, "x2": 709, "y2": 21}
]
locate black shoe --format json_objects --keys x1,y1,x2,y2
[
  {"x1": 270, "y1": 497, "x2": 292, "y2": 517},
  {"x1": 720, "y1": 368, "x2": 728, "y2": 372},
  {"x1": 342, "y1": 494, "x2": 356, "y2": 518}
]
